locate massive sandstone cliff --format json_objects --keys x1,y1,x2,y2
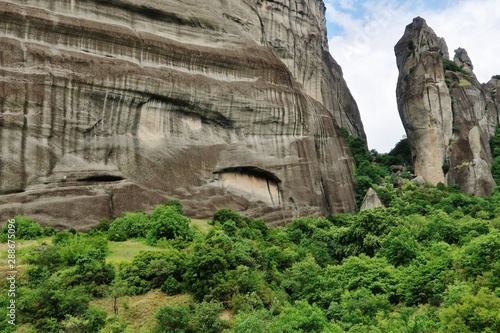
[
  {"x1": 0, "y1": 0, "x2": 365, "y2": 228},
  {"x1": 395, "y1": 17, "x2": 499, "y2": 196}
]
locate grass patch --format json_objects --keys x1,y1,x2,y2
[
  {"x1": 459, "y1": 79, "x2": 472, "y2": 86},
  {"x1": 0, "y1": 237, "x2": 52, "y2": 276},
  {"x1": 107, "y1": 239, "x2": 165, "y2": 265},
  {"x1": 190, "y1": 219, "x2": 211, "y2": 233},
  {"x1": 91, "y1": 290, "x2": 191, "y2": 332}
]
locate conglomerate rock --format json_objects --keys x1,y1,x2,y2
[
  {"x1": 395, "y1": 17, "x2": 498, "y2": 196},
  {"x1": 0, "y1": 0, "x2": 364, "y2": 228}
]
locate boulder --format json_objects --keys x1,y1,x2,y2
[{"x1": 360, "y1": 188, "x2": 385, "y2": 211}]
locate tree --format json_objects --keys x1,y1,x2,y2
[
  {"x1": 147, "y1": 206, "x2": 192, "y2": 244},
  {"x1": 118, "y1": 249, "x2": 185, "y2": 295},
  {"x1": 1, "y1": 216, "x2": 43, "y2": 240},
  {"x1": 380, "y1": 226, "x2": 419, "y2": 266},
  {"x1": 109, "y1": 278, "x2": 128, "y2": 315},
  {"x1": 439, "y1": 287, "x2": 500, "y2": 333},
  {"x1": 281, "y1": 255, "x2": 323, "y2": 303},
  {"x1": 213, "y1": 208, "x2": 246, "y2": 227},
  {"x1": 153, "y1": 301, "x2": 227, "y2": 333},
  {"x1": 18, "y1": 278, "x2": 90, "y2": 332},
  {"x1": 153, "y1": 303, "x2": 191, "y2": 333},
  {"x1": 457, "y1": 230, "x2": 500, "y2": 279},
  {"x1": 269, "y1": 301, "x2": 341, "y2": 333},
  {"x1": 401, "y1": 242, "x2": 455, "y2": 306},
  {"x1": 327, "y1": 288, "x2": 391, "y2": 330},
  {"x1": 166, "y1": 199, "x2": 184, "y2": 214},
  {"x1": 108, "y1": 211, "x2": 150, "y2": 241}
]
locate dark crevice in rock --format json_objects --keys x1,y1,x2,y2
[
  {"x1": 77, "y1": 175, "x2": 125, "y2": 182},
  {"x1": 0, "y1": 189, "x2": 26, "y2": 195}
]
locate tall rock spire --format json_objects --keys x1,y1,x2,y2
[
  {"x1": 395, "y1": 17, "x2": 453, "y2": 185},
  {"x1": 395, "y1": 17, "x2": 497, "y2": 196}
]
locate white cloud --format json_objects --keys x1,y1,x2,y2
[
  {"x1": 329, "y1": 0, "x2": 357, "y2": 12},
  {"x1": 326, "y1": 0, "x2": 500, "y2": 152}
]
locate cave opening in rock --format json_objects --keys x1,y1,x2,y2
[{"x1": 213, "y1": 166, "x2": 282, "y2": 206}]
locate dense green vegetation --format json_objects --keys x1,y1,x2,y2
[
  {"x1": 341, "y1": 128, "x2": 412, "y2": 207},
  {"x1": 1, "y1": 186, "x2": 500, "y2": 332},
  {"x1": 0, "y1": 129, "x2": 499, "y2": 332}
]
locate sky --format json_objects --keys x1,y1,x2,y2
[{"x1": 324, "y1": 0, "x2": 500, "y2": 153}]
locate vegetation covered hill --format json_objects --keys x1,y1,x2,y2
[
  {"x1": 0, "y1": 126, "x2": 499, "y2": 333},
  {"x1": 1, "y1": 184, "x2": 500, "y2": 333}
]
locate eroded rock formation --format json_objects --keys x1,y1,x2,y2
[
  {"x1": 0, "y1": 0, "x2": 364, "y2": 228},
  {"x1": 360, "y1": 188, "x2": 385, "y2": 211},
  {"x1": 395, "y1": 17, "x2": 498, "y2": 196}
]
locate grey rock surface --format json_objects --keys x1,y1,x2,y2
[
  {"x1": 360, "y1": 188, "x2": 385, "y2": 211},
  {"x1": 0, "y1": 0, "x2": 364, "y2": 228},
  {"x1": 395, "y1": 17, "x2": 498, "y2": 196}
]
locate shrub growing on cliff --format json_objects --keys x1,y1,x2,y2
[
  {"x1": 443, "y1": 59, "x2": 467, "y2": 75},
  {"x1": 491, "y1": 126, "x2": 500, "y2": 184}
]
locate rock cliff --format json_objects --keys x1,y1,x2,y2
[
  {"x1": 0, "y1": 0, "x2": 364, "y2": 228},
  {"x1": 395, "y1": 17, "x2": 498, "y2": 196}
]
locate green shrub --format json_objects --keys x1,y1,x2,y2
[
  {"x1": 165, "y1": 199, "x2": 184, "y2": 214},
  {"x1": 381, "y1": 226, "x2": 419, "y2": 266},
  {"x1": 18, "y1": 278, "x2": 90, "y2": 332},
  {"x1": 153, "y1": 301, "x2": 228, "y2": 333},
  {"x1": 439, "y1": 287, "x2": 500, "y2": 333},
  {"x1": 213, "y1": 208, "x2": 246, "y2": 228},
  {"x1": 1, "y1": 216, "x2": 43, "y2": 240},
  {"x1": 119, "y1": 249, "x2": 186, "y2": 295},
  {"x1": 94, "y1": 218, "x2": 112, "y2": 232},
  {"x1": 109, "y1": 211, "x2": 150, "y2": 240},
  {"x1": 491, "y1": 126, "x2": 500, "y2": 184},
  {"x1": 108, "y1": 230, "x2": 128, "y2": 242},
  {"x1": 443, "y1": 59, "x2": 467, "y2": 74},
  {"x1": 147, "y1": 206, "x2": 192, "y2": 244},
  {"x1": 161, "y1": 276, "x2": 182, "y2": 295}
]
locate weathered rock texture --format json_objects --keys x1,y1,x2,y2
[
  {"x1": 360, "y1": 188, "x2": 385, "y2": 211},
  {"x1": 0, "y1": 0, "x2": 364, "y2": 228},
  {"x1": 395, "y1": 17, "x2": 498, "y2": 196}
]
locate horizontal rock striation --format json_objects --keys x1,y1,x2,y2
[
  {"x1": 395, "y1": 17, "x2": 498, "y2": 196},
  {"x1": 0, "y1": 0, "x2": 363, "y2": 228}
]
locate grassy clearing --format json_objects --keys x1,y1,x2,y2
[
  {"x1": 0, "y1": 237, "x2": 52, "y2": 277},
  {"x1": 107, "y1": 240, "x2": 165, "y2": 266},
  {"x1": 0, "y1": 237, "x2": 52, "y2": 258},
  {"x1": 106, "y1": 219, "x2": 209, "y2": 265},
  {"x1": 92, "y1": 290, "x2": 192, "y2": 332},
  {"x1": 190, "y1": 218, "x2": 211, "y2": 233}
]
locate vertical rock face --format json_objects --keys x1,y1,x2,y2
[
  {"x1": 0, "y1": 0, "x2": 364, "y2": 228},
  {"x1": 395, "y1": 17, "x2": 453, "y2": 185},
  {"x1": 395, "y1": 17, "x2": 498, "y2": 196}
]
